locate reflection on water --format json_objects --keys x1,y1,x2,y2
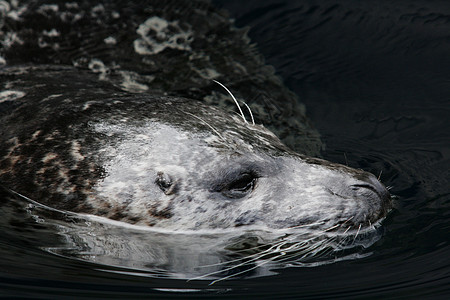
[{"x1": 1, "y1": 186, "x2": 385, "y2": 285}]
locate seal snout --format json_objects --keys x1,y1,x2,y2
[{"x1": 350, "y1": 174, "x2": 392, "y2": 219}]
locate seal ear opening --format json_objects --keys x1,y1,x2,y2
[{"x1": 155, "y1": 172, "x2": 178, "y2": 195}]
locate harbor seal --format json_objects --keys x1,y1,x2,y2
[
  {"x1": 0, "y1": 0, "x2": 391, "y2": 280},
  {"x1": 0, "y1": 64, "x2": 390, "y2": 231}
]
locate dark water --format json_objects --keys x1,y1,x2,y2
[{"x1": 1, "y1": 0, "x2": 449, "y2": 298}]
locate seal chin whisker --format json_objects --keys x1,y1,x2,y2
[
  {"x1": 190, "y1": 238, "x2": 294, "y2": 282},
  {"x1": 323, "y1": 223, "x2": 341, "y2": 232},
  {"x1": 206, "y1": 239, "x2": 311, "y2": 285},
  {"x1": 193, "y1": 219, "x2": 366, "y2": 282},
  {"x1": 342, "y1": 216, "x2": 355, "y2": 226},
  {"x1": 207, "y1": 255, "x2": 276, "y2": 285},
  {"x1": 342, "y1": 225, "x2": 352, "y2": 235},
  {"x1": 287, "y1": 221, "x2": 326, "y2": 230},
  {"x1": 188, "y1": 254, "x2": 262, "y2": 283},
  {"x1": 279, "y1": 240, "x2": 334, "y2": 263},
  {"x1": 195, "y1": 242, "x2": 275, "y2": 270},
  {"x1": 262, "y1": 237, "x2": 340, "y2": 269},
  {"x1": 194, "y1": 237, "x2": 286, "y2": 271},
  {"x1": 352, "y1": 224, "x2": 362, "y2": 243},
  {"x1": 193, "y1": 229, "x2": 349, "y2": 284},
  {"x1": 276, "y1": 221, "x2": 383, "y2": 266},
  {"x1": 334, "y1": 232, "x2": 353, "y2": 249}
]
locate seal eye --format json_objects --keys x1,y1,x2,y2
[{"x1": 222, "y1": 173, "x2": 257, "y2": 199}]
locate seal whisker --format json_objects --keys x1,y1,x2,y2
[
  {"x1": 377, "y1": 170, "x2": 383, "y2": 181},
  {"x1": 353, "y1": 224, "x2": 362, "y2": 243},
  {"x1": 182, "y1": 111, "x2": 227, "y2": 143},
  {"x1": 281, "y1": 251, "x2": 317, "y2": 264},
  {"x1": 287, "y1": 221, "x2": 326, "y2": 230},
  {"x1": 208, "y1": 255, "x2": 277, "y2": 285},
  {"x1": 188, "y1": 251, "x2": 265, "y2": 282},
  {"x1": 242, "y1": 101, "x2": 255, "y2": 125},
  {"x1": 189, "y1": 222, "x2": 328, "y2": 265},
  {"x1": 227, "y1": 235, "x2": 305, "y2": 256},
  {"x1": 324, "y1": 223, "x2": 340, "y2": 232},
  {"x1": 340, "y1": 216, "x2": 354, "y2": 227},
  {"x1": 192, "y1": 238, "x2": 305, "y2": 281},
  {"x1": 205, "y1": 239, "x2": 315, "y2": 285},
  {"x1": 335, "y1": 233, "x2": 353, "y2": 248},
  {"x1": 275, "y1": 238, "x2": 337, "y2": 264},
  {"x1": 277, "y1": 243, "x2": 316, "y2": 260},
  {"x1": 213, "y1": 79, "x2": 248, "y2": 124},
  {"x1": 194, "y1": 256, "x2": 249, "y2": 269},
  {"x1": 272, "y1": 240, "x2": 306, "y2": 254},
  {"x1": 195, "y1": 238, "x2": 290, "y2": 271},
  {"x1": 343, "y1": 152, "x2": 349, "y2": 166},
  {"x1": 226, "y1": 244, "x2": 275, "y2": 257},
  {"x1": 195, "y1": 245, "x2": 274, "y2": 269},
  {"x1": 258, "y1": 236, "x2": 333, "y2": 264},
  {"x1": 343, "y1": 226, "x2": 352, "y2": 235}
]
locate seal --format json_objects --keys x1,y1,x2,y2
[
  {"x1": 0, "y1": 65, "x2": 391, "y2": 231},
  {"x1": 0, "y1": 0, "x2": 392, "y2": 281},
  {"x1": 0, "y1": 65, "x2": 391, "y2": 281}
]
